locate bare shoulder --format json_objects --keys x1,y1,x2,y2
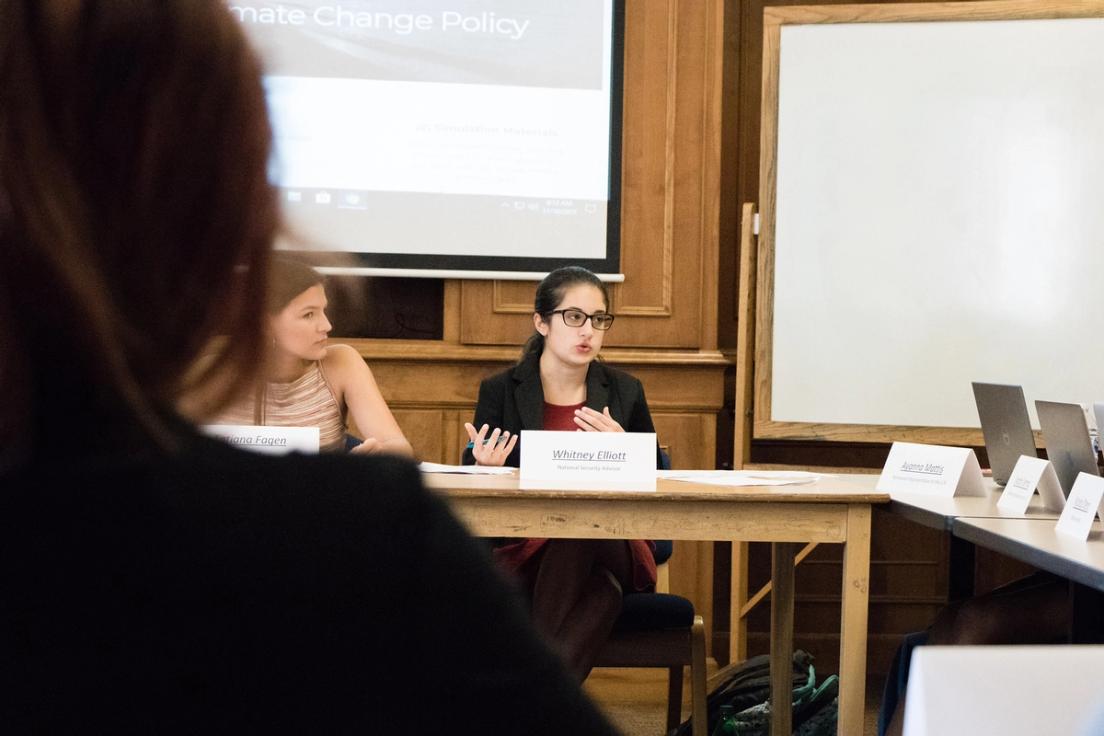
[
  {"x1": 324, "y1": 342, "x2": 364, "y2": 366},
  {"x1": 322, "y1": 343, "x2": 372, "y2": 381}
]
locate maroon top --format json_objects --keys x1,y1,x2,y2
[{"x1": 491, "y1": 401, "x2": 657, "y2": 592}]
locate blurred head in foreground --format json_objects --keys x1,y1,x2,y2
[{"x1": 0, "y1": 1, "x2": 277, "y2": 468}]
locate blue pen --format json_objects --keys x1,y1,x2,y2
[{"x1": 465, "y1": 436, "x2": 510, "y2": 450}]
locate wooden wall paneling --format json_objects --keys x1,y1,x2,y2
[
  {"x1": 441, "y1": 280, "x2": 462, "y2": 343},
  {"x1": 389, "y1": 409, "x2": 447, "y2": 464},
  {"x1": 459, "y1": 0, "x2": 723, "y2": 350},
  {"x1": 717, "y1": 0, "x2": 743, "y2": 351},
  {"x1": 614, "y1": 0, "x2": 677, "y2": 330},
  {"x1": 697, "y1": 0, "x2": 725, "y2": 352},
  {"x1": 616, "y1": 0, "x2": 714, "y2": 349}
]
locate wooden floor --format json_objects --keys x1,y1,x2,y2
[{"x1": 583, "y1": 665, "x2": 883, "y2": 736}]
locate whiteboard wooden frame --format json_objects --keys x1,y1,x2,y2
[{"x1": 752, "y1": 0, "x2": 1104, "y2": 445}]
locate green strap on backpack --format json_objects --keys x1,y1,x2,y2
[
  {"x1": 712, "y1": 669, "x2": 838, "y2": 736},
  {"x1": 673, "y1": 650, "x2": 838, "y2": 736}
]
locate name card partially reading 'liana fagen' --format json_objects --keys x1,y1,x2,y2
[
  {"x1": 202, "y1": 424, "x2": 320, "y2": 455},
  {"x1": 876, "y1": 441, "x2": 986, "y2": 497},
  {"x1": 520, "y1": 430, "x2": 657, "y2": 491}
]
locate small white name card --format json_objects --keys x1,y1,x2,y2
[
  {"x1": 202, "y1": 424, "x2": 320, "y2": 455},
  {"x1": 1055, "y1": 473, "x2": 1104, "y2": 541},
  {"x1": 876, "y1": 442, "x2": 986, "y2": 497},
  {"x1": 520, "y1": 430, "x2": 656, "y2": 491},
  {"x1": 997, "y1": 455, "x2": 1065, "y2": 515}
]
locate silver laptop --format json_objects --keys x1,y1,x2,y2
[
  {"x1": 1035, "y1": 400, "x2": 1100, "y2": 496},
  {"x1": 971, "y1": 383, "x2": 1037, "y2": 486}
]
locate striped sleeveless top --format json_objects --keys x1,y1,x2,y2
[{"x1": 217, "y1": 361, "x2": 347, "y2": 453}]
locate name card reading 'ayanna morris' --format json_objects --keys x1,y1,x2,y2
[
  {"x1": 520, "y1": 430, "x2": 657, "y2": 491},
  {"x1": 202, "y1": 424, "x2": 320, "y2": 455},
  {"x1": 876, "y1": 441, "x2": 986, "y2": 498}
]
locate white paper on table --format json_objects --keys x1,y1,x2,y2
[
  {"x1": 417, "y1": 462, "x2": 516, "y2": 475},
  {"x1": 657, "y1": 469, "x2": 820, "y2": 487}
]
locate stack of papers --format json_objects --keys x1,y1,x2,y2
[
  {"x1": 657, "y1": 469, "x2": 820, "y2": 487},
  {"x1": 418, "y1": 462, "x2": 516, "y2": 475}
]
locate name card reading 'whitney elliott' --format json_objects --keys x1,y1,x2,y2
[
  {"x1": 520, "y1": 430, "x2": 657, "y2": 490},
  {"x1": 202, "y1": 424, "x2": 320, "y2": 455},
  {"x1": 876, "y1": 442, "x2": 986, "y2": 497}
]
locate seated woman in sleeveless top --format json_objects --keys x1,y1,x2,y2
[
  {"x1": 462, "y1": 266, "x2": 663, "y2": 680},
  {"x1": 215, "y1": 257, "x2": 414, "y2": 457}
]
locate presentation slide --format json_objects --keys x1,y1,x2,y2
[{"x1": 227, "y1": 1, "x2": 620, "y2": 274}]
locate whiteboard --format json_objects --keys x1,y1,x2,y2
[{"x1": 756, "y1": 3, "x2": 1104, "y2": 441}]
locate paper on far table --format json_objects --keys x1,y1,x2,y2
[
  {"x1": 657, "y1": 469, "x2": 820, "y2": 487},
  {"x1": 418, "y1": 462, "x2": 517, "y2": 475}
]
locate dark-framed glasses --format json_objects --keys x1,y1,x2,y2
[{"x1": 549, "y1": 308, "x2": 615, "y2": 330}]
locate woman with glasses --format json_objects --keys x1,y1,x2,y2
[{"x1": 463, "y1": 266, "x2": 663, "y2": 680}]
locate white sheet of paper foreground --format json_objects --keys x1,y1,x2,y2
[
  {"x1": 657, "y1": 470, "x2": 820, "y2": 487},
  {"x1": 417, "y1": 462, "x2": 516, "y2": 475}
]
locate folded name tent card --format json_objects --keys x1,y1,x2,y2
[
  {"x1": 876, "y1": 441, "x2": 986, "y2": 497},
  {"x1": 997, "y1": 455, "x2": 1065, "y2": 515},
  {"x1": 202, "y1": 424, "x2": 320, "y2": 455},
  {"x1": 520, "y1": 430, "x2": 656, "y2": 491},
  {"x1": 1055, "y1": 472, "x2": 1104, "y2": 541}
]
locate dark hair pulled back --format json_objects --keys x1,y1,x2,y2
[{"x1": 520, "y1": 266, "x2": 610, "y2": 361}]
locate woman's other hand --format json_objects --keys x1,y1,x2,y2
[
  {"x1": 349, "y1": 437, "x2": 381, "y2": 455},
  {"x1": 464, "y1": 422, "x2": 518, "y2": 466},
  {"x1": 573, "y1": 406, "x2": 623, "y2": 432}
]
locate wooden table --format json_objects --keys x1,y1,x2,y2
[{"x1": 423, "y1": 472, "x2": 888, "y2": 736}]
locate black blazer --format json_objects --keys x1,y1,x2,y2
[{"x1": 464, "y1": 352, "x2": 662, "y2": 468}]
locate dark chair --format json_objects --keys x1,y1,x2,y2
[{"x1": 591, "y1": 452, "x2": 707, "y2": 736}]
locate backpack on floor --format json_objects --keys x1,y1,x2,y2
[{"x1": 671, "y1": 650, "x2": 838, "y2": 736}]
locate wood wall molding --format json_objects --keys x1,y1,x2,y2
[{"x1": 616, "y1": 0, "x2": 678, "y2": 319}]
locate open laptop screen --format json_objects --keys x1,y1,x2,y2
[
  {"x1": 971, "y1": 382, "x2": 1036, "y2": 486},
  {"x1": 1035, "y1": 400, "x2": 1099, "y2": 495}
]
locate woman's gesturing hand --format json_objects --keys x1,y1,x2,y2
[
  {"x1": 464, "y1": 422, "x2": 519, "y2": 466},
  {"x1": 573, "y1": 406, "x2": 623, "y2": 433}
]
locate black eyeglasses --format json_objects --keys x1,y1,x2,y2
[{"x1": 548, "y1": 308, "x2": 615, "y2": 331}]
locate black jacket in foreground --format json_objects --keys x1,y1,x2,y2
[
  {"x1": 464, "y1": 352, "x2": 662, "y2": 469},
  {"x1": 0, "y1": 430, "x2": 618, "y2": 735}
]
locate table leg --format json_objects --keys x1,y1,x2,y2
[
  {"x1": 838, "y1": 504, "x2": 872, "y2": 736},
  {"x1": 948, "y1": 533, "x2": 976, "y2": 601},
  {"x1": 1070, "y1": 581, "x2": 1104, "y2": 643},
  {"x1": 770, "y1": 541, "x2": 797, "y2": 736},
  {"x1": 730, "y1": 541, "x2": 749, "y2": 665}
]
